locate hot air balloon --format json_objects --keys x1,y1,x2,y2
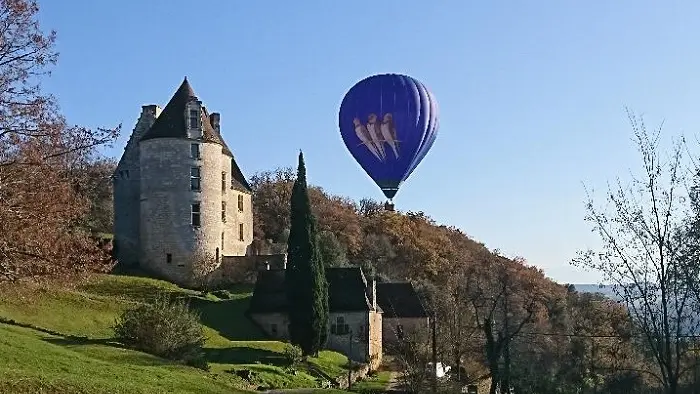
[{"x1": 339, "y1": 73, "x2": 439, "y2": 210}]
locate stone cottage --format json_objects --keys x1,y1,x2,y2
[
  {"x1": 112, "y1": 78, "x2": 280, "y2": 286},
  {"x1": 376, "y1": 282, "x2": 430, "y2": 349},
  {"x1": 248, "y1": 267, "x2": 383, "y2": 369}
]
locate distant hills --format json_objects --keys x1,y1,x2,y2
[{"x1": 571, "y1": 283, "x2": 621, "y2": 300}]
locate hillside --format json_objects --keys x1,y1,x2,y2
[
  {"x1": 0, "y1": 274, "x2": 351, "y2": 394},
  {"x1": 250, "y1": 168, "x2": 491, "y2": 284}
]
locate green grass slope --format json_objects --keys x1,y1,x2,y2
[{"x1": 0, "y1": 274, "x2": 350, "y2": 393}]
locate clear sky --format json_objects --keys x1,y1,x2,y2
[{"x1": 36, "y1": 1, "x2": 700, "y2": 284}]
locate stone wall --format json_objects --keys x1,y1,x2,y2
[
  {"x1": 326, "y1": 311, "x2": 373, "y2": 364},
  {"x1": 223, "y1": 170, "x2": 253, "y2": 256},
  {"x1": 139, "y1": 139, "x2": 239, "y2": 285},
  {"x1": 113, "y1": 105, "x2": 160, "y2": 267},
  {"x1": 367, "y1": 311, "x2": 383, "y2": 369},
  {"x1": 249, "y1": 312, "x2": 289, "y2": 339},
  {"x1": 252, "y1": 309, "x2": 382, "y2": 369},
  {"x1": 382, "y1": 316, "x2": 430, "y2": 349},
  {"x1": 208, "y1": 254, "x2": 287, "y2": 286}
]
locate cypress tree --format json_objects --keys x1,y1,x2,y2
[{"x1": 286, "y1": 151, "x2": 329, "y2": 357}]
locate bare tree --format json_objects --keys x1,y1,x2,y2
[
  {"x1": 573, "y1": 109, "x2": 700, "y2": 394},
  {"x1": 189, "y1": 251, "x2": 219, "y2": 291},
  {"x1": 0, "y1": 0, "x2": 119, "y2": 281},
  {"x1": 388, "y1": 328, "x2": 433, "y2": 393}
]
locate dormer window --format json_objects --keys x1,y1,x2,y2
[{"x1": 188, "y1": 109, "x2": 199, "y2": 129}]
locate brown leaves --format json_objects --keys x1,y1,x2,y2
[{"x1": 0, "y1": 0, "x2": 118, "y2": 282}]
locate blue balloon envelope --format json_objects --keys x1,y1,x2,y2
[{"x1": 339, "y1": 74, "x2": 439, "y2": 200}]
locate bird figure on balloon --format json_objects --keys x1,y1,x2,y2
[
  {"x1": 366, "y1": 113, "x2": 387, "y2": 161},
  {"x1": 353, "y1": 113, "x2": 400, "y2": 162},
  {"x1": 380, "y1": 113, "x2": 400, "y2": 159},
  {"x1": 353, "y1": 117, "x2": 382, "y2": 161}
]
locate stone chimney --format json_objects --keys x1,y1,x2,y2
[
  {"x1": 369, "y1": 276, "x2": 377, "y2": 310},
  {"x1": 142, "y1": 104, "x2": 161, "y2": 118},
  {"x1": 209, "y1": 112, "x2": 221, "y2": 132}
]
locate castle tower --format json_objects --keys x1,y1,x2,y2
[
  {"x1": 113, "y1": 104, "x2": 162, "y2": 267},
  {"x1": 115, "y1": 78, "x2": 253, "y2": 284}
]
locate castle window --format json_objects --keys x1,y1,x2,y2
[
  {"x1": 215, "y1": 247, "x2": 219, "y2": 264},
  {"x1": 237, "y1": 194, "x2": 244, "y2": 211},
  {"x1": 191, "y1": 143, "x2": 200, "y2": 159},
  {"x1": 166, "y1": 253, "x2": 172, "y2": 264},
  {"x1": 221, "y1": 201, "x2": 227, "y2": 222},
  {"x1": 125, "y1": 170, "x2": 129, "y2": 179},
  {"x1": 221, "y1": 172, "x2": 226, "y2": 192},
  {"x1": 221, "y1": 232, "x2": 225, "y2": 249},
  {"x1": 191, "y1": 203, "x2": 201, "y2": 227},
  {"x1": 190, "y1": 167, "x2": 201, "y2": 191},
  {"x1": 238, "y1": 223, "x2": 244, "y2": 241},
  {"x1": 396, "y1": 324, "x2": 404, "y2": 340},
  {"x1": 331, "y1": 316, "x2": 349, "y2": 335},
  {"x1": 271, "y1": 323, "x2": 278, "y2": 336},
  {"x1": 188, "y1": 109, "x2": 199, "y2": 129}
]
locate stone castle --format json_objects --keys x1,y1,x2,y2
[{"x1": 113, "y1": 78, "x2": 283, "y2": 286}]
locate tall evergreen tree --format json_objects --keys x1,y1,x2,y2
[{"x1": 286, "y1": 151, "x2": 329, "y2": 356}]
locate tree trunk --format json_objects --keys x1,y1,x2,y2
[{"x1": 488, "y1": 356, "x2": 500, "y2": 394}]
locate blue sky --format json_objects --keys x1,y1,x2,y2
[{"x1": 37, "y1": 1, "x2": 700, "y2": 284}]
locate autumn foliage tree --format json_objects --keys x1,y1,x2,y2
[{"x1": 0, "y1": 0, "x2": 119, "y2": 281}]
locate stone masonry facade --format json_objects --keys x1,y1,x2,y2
[{"x1": 113, "y1": 78, "x2": 278, "y2": 287}]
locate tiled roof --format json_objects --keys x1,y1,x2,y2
[
  {"x1": 326, "y1": 268, "x2": 373, "y2": 312},
  {"x1": 248, "y1": 267, "x2": 373, "y2": 314},
  {"x1": 376, "y1": 282, "x2": 429, "y2": 318},
  {"x1": 230, "y1": 155, "x2": 252, "y2": 192},
  {"x1": 139, "y1": 77, "x2": 233, "y2": 157},
  {"x1": 138, "y1": 78, "x2": 252, "y2": 192}
]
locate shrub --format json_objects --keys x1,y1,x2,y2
[
  {"x1": 113, "y1": 294, "x2": 208, "y2": 369},
  {"x1": 283, "y1": 343, "x2": 303, "y2": 370}
]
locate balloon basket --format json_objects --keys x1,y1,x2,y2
[{"x1": 384, "y1": 201, "x2": 395, "y2": 212}]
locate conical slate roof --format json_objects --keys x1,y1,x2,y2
[{"x1": 139, "y1": 77, "x2": 233, "y2": 157}]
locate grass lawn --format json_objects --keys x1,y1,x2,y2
[
  {"x1": 0, "y1": 324, "x2": 250, "y2": 394},
  {"x1": 350, "y1": 371, "x2": 393, "y2": 393},
  {"x1": 0, "y1": 273, "x2": 350, "y2": 393}
]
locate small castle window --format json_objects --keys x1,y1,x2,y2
[
  {"x1": 190, "y1": 167, "x2": 201, "y2": 191},
  {"x1": 188, "y1": 109, "x2": 199, "y2": 129},
  {"x1": 221, "y1": 232, "x2": 225, "y2": 249},
  {"x1": 166, "y1": 253, "x2": 172, "y2": 264},
  {"x1": 271, "y1": 323, "x2": 278, "y2": 335},
  {"x1": 125, "y1": 170, "x2": 129, "y2": 179},
  {"x1": 396, "y1": 324, "x2": 404, "y2": 340},
  {"x1": 331, "y1": 316, "x2": 350, "y2": 335},
  {"x1": 237, "y1": 194, "x2": 244, "y2": 211},
  {"x1": 221, "y1": 172, "x2": 226, "y2": 192},
  {"x1": 238, "y1": 223, "x2": 244, "y2": 241},
  {"x1": 191, "y1": 203, "x2": 201, "y2": 227},
  {"x1": 191, "y1": 143, "x2": 200, "y2": 159},
  {"x1": 221, "y1": 201, "x2": 227, "y2": 222}
]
